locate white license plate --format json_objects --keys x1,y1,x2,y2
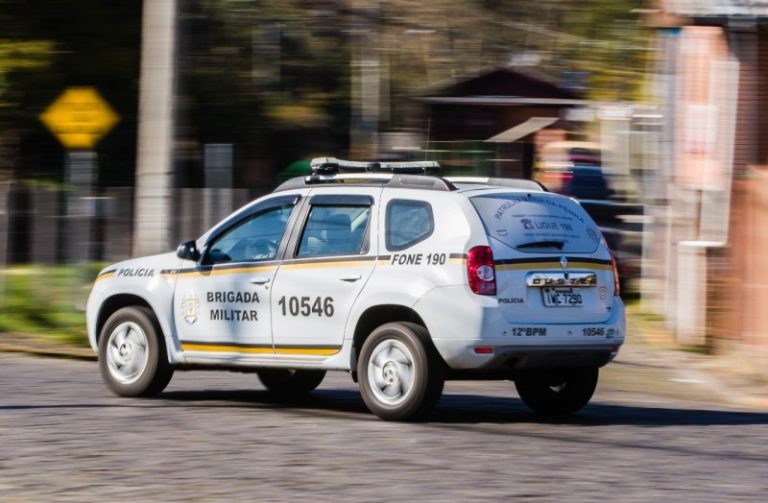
[{"x1": 542, "y1": 287, "x2": 583, "y2": 307}]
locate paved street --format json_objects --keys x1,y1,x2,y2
[{"x1": 2, "y1": 352, "x2": 768, "y2": 502}]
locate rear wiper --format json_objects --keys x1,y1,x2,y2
[{"x1": 517, "y1": 240, "x2": 565, "y2": 250}]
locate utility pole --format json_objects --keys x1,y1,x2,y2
[
  {"x1": 133, "y1": 0, "x2": 177, "y2": 256},
  {"x1": 349, "y1": 0, "x2": 381, "y2": 159}
]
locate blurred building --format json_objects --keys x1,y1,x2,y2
[
  {"x1": 645, "y1": 0, "x2": 768, "y2": 368},
  {"x1": 416, "y1": 67, "x2": 583, "y2": 178}
]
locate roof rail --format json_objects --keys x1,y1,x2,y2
[
  {"x1": 273, "y1": 172, "x2": 456, "y2": 192},
  {"x1": 310, "y1": 157, "x2": 441, "y2": 175},
  {"x1": 445, "y1": 176, "x2": 548, "y2": 192}
]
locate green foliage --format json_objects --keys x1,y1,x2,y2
[
  {"x1": 176, "y1": 0, "x2": 353, "y2": 174},
  {"x1": 0, "y1": 0, "x2": 141, "y2": 184},
  {"x1": 192, "y1": 0, "x2": 649, "y2": 135},
  {"x1": 0, "y1": 0, "x2": 649, "y2": 184},
  {"x1": 0, "y1": 265, "x2": 103, "y2": 346},
  {"x1": 0, "y1": 39, "x2": 54, "y2": 174},
  {"x1": 375, "y1": 0, "x2": 649, "y2": 102},
  {"x1": 0, "y1": 40, "x2": 53, "y2": 101}
]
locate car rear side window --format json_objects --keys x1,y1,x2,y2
[
  {"x1": 297, "y1": 205, "x2": 371, "y2": 257},
  {"x1": 386, "y1": 200, "x2": 434, "y2": 251}
]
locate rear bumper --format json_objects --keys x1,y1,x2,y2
[
  {"x1": 415, "y1": 285, "x2": 625, "y2": 370},
  {"x1": 444, "y1": 345, "x2": 618, "y2": 374}
]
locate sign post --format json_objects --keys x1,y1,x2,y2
[
  {"x1": 40, "y1": 86, "x2": 119, "y2": 264},
  {"x1": 40, "y1": 87, "x2": 119, "y2": 306}
]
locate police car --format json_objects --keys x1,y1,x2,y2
[{"x1": 87, "y1": 158, "x2": 625, "y2": 420}]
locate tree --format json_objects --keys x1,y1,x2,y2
[
  {"x1": 0, "y1": 39, "x2": 52, "y2": 176},
  {"x1": 0, "y1": 0, "x2": 142, "y2": 184}
]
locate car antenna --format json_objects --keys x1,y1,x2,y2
[{"x1": 424, "y1": 116, "x2": 431, "y2": 161}]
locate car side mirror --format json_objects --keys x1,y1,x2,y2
[{"x1": 176, "y1": 240, "x2": 200, "y2": 261}]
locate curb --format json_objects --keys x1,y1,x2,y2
[
  {"x1": 0, "y1": 335, "x2": 97, "y2": 362},
  {"x1": 0, "y1": 343, "x2": 96, "y2": 361},
  {"x1": 623, "y1": 304, "x2": 768, "y2": 411}
]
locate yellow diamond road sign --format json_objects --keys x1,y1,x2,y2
[{"x1": 40, "y1": 87, "x2": 119, "y2": 150}]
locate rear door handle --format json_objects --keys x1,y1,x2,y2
[
  {"x1": 249, "y1": 277, "x2": 271, "y2": 285},
  {"x1": 340, "y1": 275, "x2": 361, "y2": 282}
]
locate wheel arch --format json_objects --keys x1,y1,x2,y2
[
  {"x1": 351, "y1": 304, "x2": 443, "y2": 376},
  {"x1": 96, "y1": 294, "x2": 159, "y2": 346}
]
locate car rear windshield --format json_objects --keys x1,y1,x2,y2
[{"x1": 470, "y1": 192, "x2": 602, "y2": 254}]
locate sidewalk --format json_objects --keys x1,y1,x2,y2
[
  {"x1": 2, "y1": 313, "x2": 768, "y2": 411},
  {"x1": 616, "y1": 304, "x2": 768, "y2": 411}
]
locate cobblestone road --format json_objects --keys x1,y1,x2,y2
[{"x1": 2, "y1": 353, "x2": 768, "y2": 502}]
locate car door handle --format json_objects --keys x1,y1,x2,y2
[
  {"x1": 249, "y1": 277, "x2": 271, "y2": 285},
  {"x1": 340, "y1": 275, "x2": 361, "y2": 282}
]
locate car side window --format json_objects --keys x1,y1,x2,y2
[
  {"x1": 206, "y1": 205, "x2": 293, "y2": 264},
  {"x1": 297, "y1": 205, "x2": 370, "y2": 258},
  {"x1": 386, "y1": 200, "x2": 434, "y2": 251}
]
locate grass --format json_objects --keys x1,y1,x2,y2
[
  {"x1": 0, "y1": 264, "x2": 105, "y2": 347},
  {"x1": 624, "y1": 297, "x2": 717, "y2": 354},
  {"x1": 623, "y1": 298, "x2": 677, "y2": 349}
]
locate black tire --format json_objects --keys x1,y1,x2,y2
[
  {"x1": 514, "y1": 367, "x2": 599, "y2": 416},
  {"x1": 98, "y1": 306, "x2": 173, "y2": 397},
  {"x1": 257, "y1": 369, "x2": 326, "y2": 396},
  {"x1": 357, "y1": 322, "x2": 444, "y2": 421}
]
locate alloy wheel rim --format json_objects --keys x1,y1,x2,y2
[
  {"x1": 105, "y1": 321, "x2": 149, "y2": 384},
  {"x1": 367, "y1": 339, "x2": 416, "y2": 406}
]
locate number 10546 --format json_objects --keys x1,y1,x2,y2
[{"x1": 278, "y1": 296, "x2": 335, "y2": 317}]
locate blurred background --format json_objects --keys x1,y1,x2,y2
[{"x1": 0, "y1": 0, "x2": 766, "y2": 376}]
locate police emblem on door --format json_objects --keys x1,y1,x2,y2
[{"x1": 181, "y1": 292, "x2": 199, "y2": 325}]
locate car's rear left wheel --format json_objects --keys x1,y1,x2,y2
[{"x1": 358, "y1": 322, "x2": 444, "y2": 421}]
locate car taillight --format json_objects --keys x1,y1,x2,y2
[
  {"x1": 611, "y1": 253, "x2": 621, "y2": 297},
  {"x1": 467, "y1": 246, "x2": 496, "y2": 295}
]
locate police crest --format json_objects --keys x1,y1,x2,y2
[{"x1": 181, "y1": 292, "x2": 199, "y2": 325}]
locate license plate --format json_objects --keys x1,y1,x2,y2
[{"x1": 542, "y1": 287, "x2": 583, "y2": 307}]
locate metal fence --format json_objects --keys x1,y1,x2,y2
[{"x1": 2, "y1": 184, "x2": 256, "y2": 264}]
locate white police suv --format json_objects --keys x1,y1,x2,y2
[{"x1": 87, "y1": 158, "x2": 625, "y2": 420}]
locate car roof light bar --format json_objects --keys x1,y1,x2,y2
[
  {"x1": 310, "y1": 157, "x2": 441, "y2": 175},
  {"x1": 446, "y1": 176, "x2": 548, "y2": 192},
  {"x1": 273, "y1": 172, "x2": 455, "y2": 192},
  {"x1": 306, "y1": 172, "x2": 454, "y2": 191},
  {"x1": 301, "y1": 173, "x2": 394, "y2": 187}
]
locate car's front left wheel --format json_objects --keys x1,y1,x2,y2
[{"x1": 98, "y1": 306, "x2": 173, "y2": 397}]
